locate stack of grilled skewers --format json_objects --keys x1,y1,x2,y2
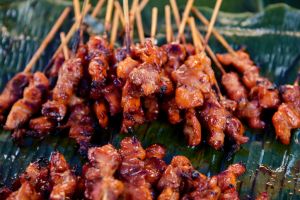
[
  {"x1": 0, "y1": 137, "x2": 258, "y2": 200},
  {"x1": 0, "y1": 0, "x2": 299, "y2": 153}
]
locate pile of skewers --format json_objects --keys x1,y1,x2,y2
[
  {"x1": 0, "y1": 136, "x2": 265, "y2": 200},
  {"x1": 0, "y1": 0, "x2": 299, "y2": 155}
]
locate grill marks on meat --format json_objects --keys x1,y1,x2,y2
[
  {"x1": 184, "y1": 108, "x2": 201, "y2": 146},
  {"x1": 49, "y1": 152, "x2": 77, "y2": 200},
  {"x1": 84, "y1": 144, "x2": 123, "y2": 200},
  {"x1": 5, "y1": 72, "x2": 49, "y2": 130},
  {"x1": 200, "y1": 93, "x2": 248, "y2": 150},
  {"x1": 87, "y1": 36, "x2": 114, "y2": 100},
  {"x1": 42, "y1": 58, "x2": 83, "y2": 121},
  {"x1": 221, "y1": 72, "x2": 265, "y2": 129},
  {"x1": 0, "y1": 73, "x2": 31, "y2": 123},
  {"x1": 66, "y1": 99, "x2": 94, "y2": 153},
  {"x1": 272, "y1": 85, "x2": 300, "y2": 144},
  {"x1": 217, "y1": 50, "x2": 281, "y2": 129}
]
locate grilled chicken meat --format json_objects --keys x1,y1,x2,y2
[{"x1": 5, "y1": 72, "x2": 49, "y2": 130}]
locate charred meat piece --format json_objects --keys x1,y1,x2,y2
[
  {"x1": 143, "y1": 95, "x2": 159, "y2": 121},
  {"x1": 42, "y1": 58, "x2": 83, "y2": 121},
  {"x1": 103, "y1": 84, "x2": 122, "y2": 116},
  {"x1": 93, "y1": 100, "x2": 109, "y2": 129},
  {"x1": 6, "y1": 181, "x2": 41, "y2": 200},
  {"x1": 49, "y1": 152, "x2": 77, "y2": 200},
  {"x1": 221, "y1": 72, "x2": 247, "y2": 102},
  {"x1": 0, "y1": 72, "x2": 31, "y2": 122},
  {"x1": 183, "y1": 108, "x2": 201, "y2": 146},
  {"x1": 67, "y1": 100, "x2": 94, "y2": 153},
  {"x1": 200, "y1": 93, "x2": 248, "y2": 150},
  {"x1": 162, "y1": 43, "x2": 187, "y2": 75},
  {"x1": 117, "y1": 56, "x2": 140, "y2": 80},
  {"x1": 28, "y1": 116, "x2": 56, "y2": 138},
  {"x1": 119, "y1": 137, "x2": 146, "y2": 160},
  {"x1": 88, "y1": 55, "x2": 109, "y2": 99},
  {"x1": 171, "y1": 64, "x2": 207, "y2": 109},
  {"x1": 272, "y1": 85, "x2": 300, "y2": 144},
  {"x1": 121, "y1": 81, "x2": 145, "y2": 133},
  {"x1": 145, "y1": 144, "x2": 166, "y2": 159},
  {"x1": 129, "y1": 62, "x2": 161, "y2": 96},
  {"x1": 162, "y1": 98, "x2": 182, "y2": 124},
  {"x1": 84, "y1": 144, "x2": 123, "y2": 200},
  {"x1": 5, "y1": 72, "x2": 49, "y2": 130}
]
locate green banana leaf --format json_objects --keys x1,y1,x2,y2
[{"x1": 0, "y1": 1, "x2": 300, "y2": 199}]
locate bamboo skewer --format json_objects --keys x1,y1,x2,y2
[
  {"x1": 294, "y1": 71, "x2": 299, "y2": 86},
  {"x1": 129, "y1": 0, "x2": 139, "y2": 40},
  {"x1": 110, "y1": 8, "x2": 120, "y2": 45},
  {"x1": 23, "y1": 7, "x2": 71, "y2": 73},
  {"x1": 135, "y1": 6, "x2": 145, "y2": 44},
  {"x1": 170, "y1": 0, "x2": 181, "y2": 30},
  {"x1": 204, "y1": 0, "x2": 222, "y2": 44},
  {"x1": 123, "y1": 0, "x2": 131, "y2": 53},
  {"x1": 139, "y1": 0, "x2": 149, "y2": 11},
  {"x1": 188, "y1": 17, "x2": 224, "y2": 99},
  {"x1": 60, "y1": 32, "x2": 70, "y2": 60},
  {"x1": 165, "y1": 5, "x2": 173, "y2": 43},
  {"x1": 176, "y1": 0, "x2": 194, "y2": 42},
  {"x1": 53, "y1": 3, "x2": 91, "y2": 58},
  {"x1": 73, "y1": 0, "x2": 81, "y2": 22},
  {"x1": 104, "y1": 0, "x2": 114, "y2": 33},
  {"x1": 151, "y1": 7, "x2": 158, "y2": 42},
  {"x1": 91, "y1": 0, "x2": 106, "y2": 18},
  {"x1": 114, "y1": 1, "x2": 126, "y2": 27},
  {"x1": 192, "y1": 7, "x2": 236, "y2": 56},
  {"x1": 188, "y1": 17, "x2": 203, "y2": 53}
]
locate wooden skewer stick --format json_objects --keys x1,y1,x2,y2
[
  {"x1": 104, "y1": 0, "x2": 114, "y2": 33},
  {"x1": 110, "y1": 8, "x2": 120, "y2": 45},
  {"x1": 123, "y1": 0, "x2": 131, "y2": 53},
  {"x1": 60, "y1": 32, "x2": 70, "y2": 60},
  {"x1": 114, "y1": 1, "x2": 125, "y2": 27},
  {"x1": 177, "y1": 0, "x2": 194, "y2": 42},
  {"x1": 165, "y1": 5, "x2": 173, "y2": 43},
  {"x1": 192, "y1": 7, "x2": 236, "y2": 56},
  {"x1": 188, "y1": 17, "x2": 203, "y2": 53},
  {"x1": 73, "y1": 0, "x2": 81, "y2": 22},
  {"x1": 151, "y1": 7, "x2": 158, "y2": 42},
  {"x1": 23, "y1": 7, "x2": 71, "y2": 73},
  {"x1": 170, "y1": 0, "x2": 181, "y2": 30},
  {"x1": 204, "y1": 0, "x2": 222, "y2": 44},
  {"x1": 188, "y1": 17, "x2": 225, "y2": 99},
  {"x1": 136, "y1": 6, "x2": 145, "y2": 44},
  {"x1": 139, "y1": 0, "x2": 149, "y2": 11},
  {"x1": 53, "y1": 3, "x2": 91, "y2": 58},
  {"x1": 129, "y1": 0, "x2": 139, "y2": 40},
  {"x1": 91, "y1": 0, "x2": 106, "y2": 18}
]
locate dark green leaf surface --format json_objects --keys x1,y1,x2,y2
[{"x1": 0, "y1": 1, "x2": 300, "y2": 199}]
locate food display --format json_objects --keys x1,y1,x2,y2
[{"x1": 0, "y1": 0, "x2": 299, "y2": 199}]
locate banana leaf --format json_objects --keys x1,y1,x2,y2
[{"x1": 0, "y1": 1, "x2": 300, "y2": 199}]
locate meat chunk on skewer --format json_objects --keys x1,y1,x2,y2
[
  {"x1": 93, "y1": 100, "x2": 109, "y2": 129},
  {"x1": 84, "y1": 144, "x2": 123, "y2": 200},
  {"x1": 0, "y1": 72, "x2": 31, "y2": 122},
  {"x1": 6, "y1": 181, "x2": 41, "y2": 200},
  {"x1": 67, "y1": 99, "x2": 94, "y2": 153},
  {"x1": 27, "y1": 116, "x2": 56, "y2": 138},
  {"x1": 272, "y1": 85, "x2": 300, "y2": 144},
  {"x1": 42, "y1": 58, "x2": 83, "y2": 121},
  {"x1": 217, "y1": 50, "x2": 281, "y2": 109},
  {"x1": 184, "y1": 108, "x2": 201, "y2": 146},
  {"x1": 200, "y1": 93, "x2": 248, "y2": 150},
  {"x1": 5, "y1": 72, "x2": 49, "y2": 130},
  {"x1": 49, "y1": 152, "x2": 77, "y2": 200}
]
